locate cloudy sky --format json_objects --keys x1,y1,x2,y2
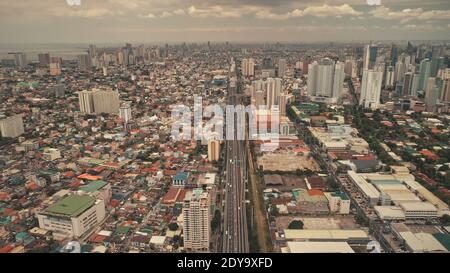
[{"x1": 1, "y1": 0, "x2": 449, "y2": 43}]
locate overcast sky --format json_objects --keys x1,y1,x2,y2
[{"x1": 1, "y1": 0, "x2": 449, "y2": 43}]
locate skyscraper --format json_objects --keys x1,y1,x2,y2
[
  {"x1": 363, "y1": 44, "x2": 378, "y2": 70},
  {"x1": 278, "y1": 93, "x2": 287, "y2": 117},
  {"x1": 418, "y1": 59, "x2": 431, "y2": 92},
  {"x1": 14, "y1": 53, "x2": 27, "y2": 68},
  {"x1": 78, "y1": 89, "x2": 120, "y2": 114},
  {"x1": 78, "y1": 90, "x2": 95, "y2": 114},
  {"x1": 0, "y1": 114, "x2": 25, "y2": 138},
  {"x1": 266, "y1": 78, "x2": 282, "y2": 108},
  {"x1": 255, "y1": 90, "x2": 265, "y2": 109},
  {"x1": 49, "y1": 62, "x2": 61, "y2": 76},
  {"x1": 119, "y1": 102, "x2": 132, "y2": 123},
  {"x1": 359, "y1": 69, "x2": 383, "y2": 108},
  {"x1": 38, "y1": 53, "x2": 50, "y2": 67},
  {"x1": 333, "y1": 62, "x2": 345, "y2": 98},
  {"x1": 242, "y1": 58, "x2": 255, "y2": 77},
  {"x1": 307, "y1": 58, "x2": 344, "y2": 99},
  {"x1": 93, "y1": 89, "x2": 120, "y2": 114},
  {"x1": 278, "y1": 58, "x2": 287, "y2": 78},
  {"x1": 410, "y1": 73, "x2": 420, "y2": 98},
  {"x1": 207, "y1": 140, "x2": 220, "y2": 162},
  {"x1": 78, "y1": 54, "x2": 91, "y2": 72},
  {"x1": 182, "y1": 189, "x2": 210, "y2": 252},
  {"x1": 425, "y1": 77, "x2": 442, "y2": 112},
  {"x1": 402, "y1": 72, "x2": 413, "y2": 96},
  {"x1": 385, "y1": 66, "x2": 395, "y2": 88}
]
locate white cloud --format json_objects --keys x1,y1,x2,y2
[
  {"x1": 142, "y1": 13, "x2": 156, "y2": 19},
  {"x1": 173, "y1": 9, "x2": 185, "y2": 15},
  {"x1": 160, "y1": 11, "x2": 173, "y2": 18},
  {"x1": 53, "y1": 8, "x2": 115, "y2": 18},
  {"x1": 187, "y1": 5, "x2": 244, "y2": 18},
  {"x1": 254, "y1": 4, "x2": 362, "y2": 20},
  {"x1": 370, "y1": 6, "x2": 450, "y2": 23}
]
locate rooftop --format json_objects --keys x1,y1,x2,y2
[
  {"x1": 45, "y1": 195, "x2": 96, "y2": 217},
  {"x1": 79, "y1": 180, "x2": 108, "y2": 193}
]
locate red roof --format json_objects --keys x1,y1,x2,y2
[
  {"x1": 308, "y1": 189, "x2": 325, "y2": 196},
  {"x1": 0, "y1": 245, "x2": 14, "y2": 253},
  {"x1": 162, "y1": 187, "x2": 181, "y2": 204}
]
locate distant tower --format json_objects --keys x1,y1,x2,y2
[
  {"x1": 78, "y1": 54, "x2": 91, "y2": 72},
  {"x1": 207, "y1": 140, "x2": 220, "y2": 162},
  {"x1": 38, "y1": 53, "x2": 50, "y2": 67},
  {"x1": 119, "y1": 102, "x2": 132, "y2": 123},
  {"x1": 0, "y1": 114, "x2": 25, "y2": 138},
  {"x1": 278, "y1": 58, "x2": 287, "y2": 78},
  {"x1": 182, "y1": 189, "x2": 210, "y2": 252},
  {"x1": 359, "y1": 69, "x2": 383, "y2": 108},
  {"x1": 242, "y1": 58, "x2": 255, "y2": 77}
]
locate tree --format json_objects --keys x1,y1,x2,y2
[
  {"x1": 211, "y1": 210, "x2": 221, "y2": 231},
  {"x1": 288, "y1": 220, "x2": 304, "y2": 230},
  {"x1": 269, "y1": 204, "x2": 279, "y2": 216},
  {"x1": 168, "y1": 222, "x2": 179, "y2": 231},
  {"x1": 441, "y1": 214, "x2": 450, "y2": 225}
]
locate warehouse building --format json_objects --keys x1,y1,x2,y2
[{"x1": 37, "y1": 195, "x2": 106, "y2": 240}]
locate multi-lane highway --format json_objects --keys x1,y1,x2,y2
[{"x1": 221, "y1": 66, "x2": 249, "y2": 253}]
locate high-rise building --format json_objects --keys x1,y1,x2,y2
[
  {"x1": 425, "y1": 77, "x2": 442, "y2": 112},
  {"x1": 266, "y1": 78, "x2": 282, "y2": 108},
  {"x1": 78, "y1": 90, "x2": 95, "y2": 114},
  {"x1": 50, "y1": 62, "x2": 61, "y2": 76},
  {"x1": 307, "y1": 58, "x2": 344, "y2": 99},
  {"x1": 359, "y1": 69, "x2": 383, "y2": 108},
  {"x1": 242, "y1": 58, "x2": 255, "y2": 77},
  {"x1": 395, "y1": 61, "x2": 406, "y2": 84},
  {"x1": 278, "y1": 93, "x2": 287, "y2": 117},
  {"x1": 119, "y1": 102, "x2": 132, "y2": 123},
  {"x1": 78, "y1": 89, "x2": 120, "y2": 114},
  {"x1": 93, "y1": 89, "x2": 120, "y2": 114},
  {"x1": 255, "y1": 90, "x2": 265, "y2": 109},
  {"x1": 38, "y1": 53, "x2": 50, "y2": 67},
  {"x1": 89, "y1": 44, "x2": 97, "y2": 59},
  {"x1": 333, "y1": 62, "x2": 345, "y2": 98},
  {"x1": 385, "y1": 66, "x2": 395, "y2": 88},
  {"x1": 0, "y1": 114, "x2": 25, "y2": 138},
  {"x1": 418, "y1": 59, "x2": 431, "y2": 92},
  {"x1": 278, "y1": 58, "x2": 287, "y2": 78},
  {"x1": 441, "y1": 69, "x2": 450, "y2": 102},
  {"x1": 78, "y1": 54, "x2": 91, "y2": 72},
  {"x1": 363, "y1": 44, "x2": 378, "y2": 70},
  {"x1": 410, "y1": 73, "x2": 420, "y2": 98},
  {"x1": 207, "y1": 140, "x2": 220, "y2": 162},
  {"x1": 182, "y1": 189, "x2": 210, "y2": 252},
  {"x1": 14, "y1": 53, "x2": 27, "y2": 68},
  {"x1": 402, "y1": 72, "x2": 413, "y2": 96}
]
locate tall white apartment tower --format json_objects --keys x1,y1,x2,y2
[
  {"x1": 79, "y1": 89, "x2": 120, "y2": 114},
  {"x1": 359, "y1": 69, "x2": 383, "y2": 109},
  {"x1": 182, "y1": 189, "x2": 210, "y2": 252},
  {"x1": 278, "y1": 58, "x2": 287, "y2": 78},
  {"x1": 92, "y1": 89, "x2": 120, "y2": 114},
  {"x1": 266, "y1": 78, "x2": 282, "y2": 109},
  {"x1": 119, "y1": 102, "x2": 132, "y2": 123},
  {"x1": 242, "y1": 58, "x2": 255, "y2": 77},
  {"x1": 0, "y1": 114, "x2": 25, "y2": 138},
  {"x1": 207, "y1": 140, "x2": 220, "y2": 162},
  {"x1": 78, "y1": 90, "x2": 95, "y2": 114}
]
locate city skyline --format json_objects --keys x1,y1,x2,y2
[{"x1": 1, "y1": 0, "x2": 450, "y2": 43}]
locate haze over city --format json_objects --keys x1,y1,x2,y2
[{"x1": 0, "y1": 0, "x2": 450, "y2": 43}]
